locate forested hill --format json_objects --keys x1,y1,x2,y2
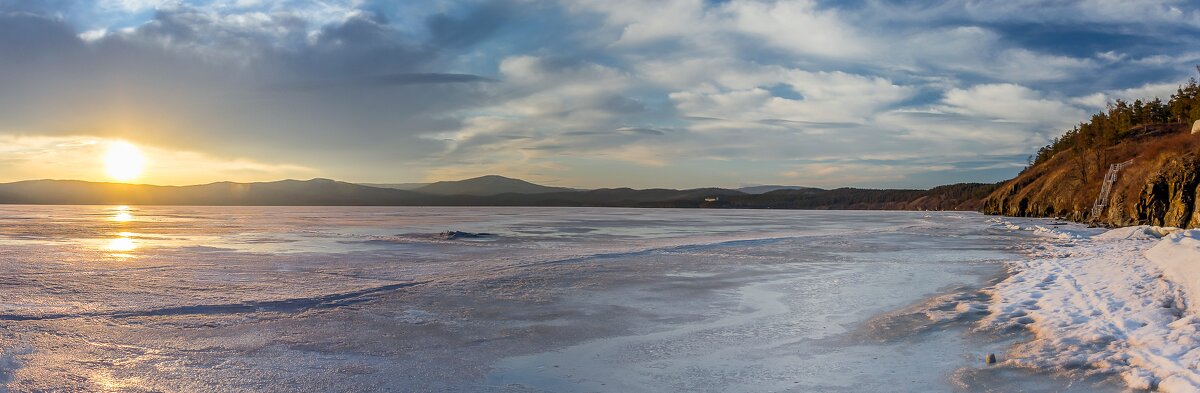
[
  {"x1": 0, "y1": 178, "x2": 994, "y2": 210},
  {"x1": 703, "y1": 183, "x2": 995, "y2": 211},
  {"x1": 983, "y1": 76, "x2": 1200, "y2": 228}
]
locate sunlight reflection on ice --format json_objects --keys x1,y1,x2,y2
[
  {"x1": 89, "y1": 370, "x2": 144, "y2": 391},
  {"x1": 105, "y1": 236, "x2": 136, "y2": 252},
  {"x1": 103, "y1": 207, "x2": 140, "y2": 257}
]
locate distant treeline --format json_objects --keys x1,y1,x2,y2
[
  {"x1": 706, "y1": 183, "x2": 996, "y2": 211},
  {"x1": 0, "y1": 178, "x2": 996, "y2": 211}
]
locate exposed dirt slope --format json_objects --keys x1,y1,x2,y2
[{"x1": 983, "y1": 125, "x2": 1200, "y2": 228}]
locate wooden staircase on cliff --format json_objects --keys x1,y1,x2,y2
[{"x1": 1090, "y1": 159, "x2": 1135, "y2": 220}]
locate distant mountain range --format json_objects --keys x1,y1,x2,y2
[
  {"x1": 357, "y1": 182, "x2": 428, "y2": 191},
  {"x1": 735, "y1": 185, "x2": 817, "y2": 194},
  {"x1": 0, "y1": 175, "x2": 995, "y2": 210},
  {"x1": 365, "y1": 178, "x2": 811, "y2": 196},
  {"x1": 359, "y1": 175, "x2": 577, "y2": 195},
  {"x1": 407, "y1": 175, "x2": 575, "y2": 196}
]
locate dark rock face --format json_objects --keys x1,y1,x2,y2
[
  {"x1": 1135, "y1": 154, "x2": 1200, "y2": 228},
  {"x1": 983, "y1": 151, "x2": 1200, "y2": 229}
]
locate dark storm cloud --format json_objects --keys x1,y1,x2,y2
[
  {"x1": 0, "y1": 12, "x2": 84, "y2": 59},
  {"x1": 426, "y1": 1, "x2": 514, "y2": 48}
]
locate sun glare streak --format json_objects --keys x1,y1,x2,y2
[
  {"x1": 105, "y1": 236, "x2": 137, "y2": 252},
  {"x1": 109, "y1": 206, "x2": 134, "y2": 222},
  {"x1": 104, "y1": 141, "x2": 146, "y2": 182}
]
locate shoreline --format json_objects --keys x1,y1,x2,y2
[{"x1": 976, "y1": 217, "x2": 1200, "y2": 391}]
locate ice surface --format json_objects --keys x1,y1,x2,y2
[
  {"x1": 984, "y1": 218, "x2": 1200, "y2": 391},
  {"x1": 0, "y1": 207, "x2": 1116, "y2": 391}
]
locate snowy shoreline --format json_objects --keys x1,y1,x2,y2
[{"x1": 981, "y1": 218, "x2": 1200, "y2": 391}]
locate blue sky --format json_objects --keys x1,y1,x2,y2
[{"x1": 1, "y1": 0, "x2": 1199, "y2": 188}]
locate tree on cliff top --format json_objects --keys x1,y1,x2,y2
[{"x1": 1030, "y1": 73, "x2": 1200, "y2": 170}]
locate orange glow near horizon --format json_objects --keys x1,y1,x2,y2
[
  {"x1": 0, "y1": 135, "x2": 318, "y2": 186},
  {"x1": 103, "y1": 141, "x2": 146, "y2": 182}
]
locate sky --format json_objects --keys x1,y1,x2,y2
[{"x1": 2, "y1": 0, "x2": 1200, "y2": 189}]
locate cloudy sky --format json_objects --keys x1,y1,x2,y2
[{"x1": 1, "y1": 0, "x2": 1199, "y2": 189}]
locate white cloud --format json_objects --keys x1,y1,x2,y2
[
  {"x1": 725, "y1": 0, "x2": 871, "y2": 59},
  {"x1": 100, "y1": 0, "x2": 173, "y2": 13},
  {"x1": 573, "y1": 0, "x2": 871, "y2": 60},
  {"x1": 939, "y1": 84, "x2": 1086, "y2": 125},
  {"x1": 1068, "y1": 82, "x2": 1184, "y2": 111},
  {"x1": 79, "y1": 29, "x2": 108, "y2": 42},
  {"x1": 659, "y1": 60, "x2": 916, "y2": 125}
]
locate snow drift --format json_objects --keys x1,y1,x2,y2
[{"x1": 985, "y1": 220, "x2": 1200, "y2": 391}]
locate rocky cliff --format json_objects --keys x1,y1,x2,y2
[{"x1": 983, "y1": 127, "x2": 1200, "y2": 228}]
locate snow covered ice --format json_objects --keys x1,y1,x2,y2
[
  {"x1": 983, "y1": 219, "x2": 1200, "y2": 391},
  {"x1": 0, "y1": 205, "x2": 1186, "y2": 392}
]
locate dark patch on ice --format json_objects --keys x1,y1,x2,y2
[
  {"x1": 436, "y1": 230, "x2": 496, "y2": 240},
  {"x1": 391, "y1": 231, "x2": 499, "y2": 241},
  {"x1": 0, "y1": 281, "x2": 427, "y2": 321}
]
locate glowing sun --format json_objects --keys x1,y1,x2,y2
[{"x1": 104, "y1": 141, "x2": 147, "y2": 182}]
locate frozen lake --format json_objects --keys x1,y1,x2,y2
[{"x1": 0, "y1": 207, "x2": 1115, "y2": 391}]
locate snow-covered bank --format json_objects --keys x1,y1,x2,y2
[
  {"x1": 1148, "y1": 231, "x2": 1200, "y2": 316},
  {"x1": 984, "y1": 219, "x2": 1200, "y2": 391}
]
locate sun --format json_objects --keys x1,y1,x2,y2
[{"x1": 104, "y1": 141, "x2": 147, "y2": 182}]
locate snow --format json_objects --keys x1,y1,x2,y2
[
  {"x1": 988, "y1": 217, "x2": 1103, "y2": 240},
  {"x1": 986, "y1": 219, "x2": 1200, "y2": 391},
  {"x1": 1148, "y1": 230, "x2": 1200, "y2": 315}
]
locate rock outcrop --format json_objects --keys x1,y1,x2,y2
[
  {"x1": 983, "y1": 130, "x2": 1200, "y2": 228},
  {"x1": 1134, "y1": 153, "x2": 1200, "y2": 228}
]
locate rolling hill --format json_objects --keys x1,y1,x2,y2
[
  {"x1": 735, "y1": 185, "x2": 817, "y2": 194},
  {"x1": 411, "y1": 175, "x2": 575, "y2": 196}
]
